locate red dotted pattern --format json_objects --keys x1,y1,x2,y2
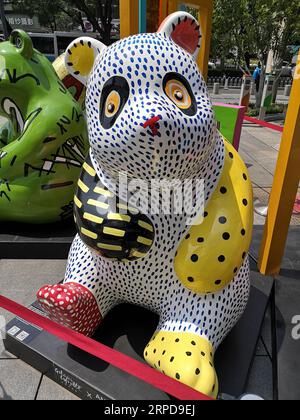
[{"x1": 37, "y1": 283, "x2": 102, "y2": 337}]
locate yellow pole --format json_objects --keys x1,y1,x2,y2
[
  {"x1": 197, "y1": 1, "x2": 213, "y2": 81},
  {"x1": 167, "y1": 0, "x2": 179, "y2": 14},
  {"x1": 120, "y1": 0, "x2": 139, "y2": 39},
  {"x1": 258, "y1": 52, "x2": 300, "y2": 276},
  {"x1": 159, "y1": 0, "x2": 168, "y2": 23}
]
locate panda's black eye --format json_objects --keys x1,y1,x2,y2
[
  {"x1": 100, "y1": 76, "x2": 130, "y2": 129},
  {"x1": 163, "y1": 72, "x2": 197, "y2": 116}
]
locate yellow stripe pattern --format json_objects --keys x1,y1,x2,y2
[
  {"x1": 103, "y1": 227, "x2": 126, "y2": 238},
  {"x1": 97, "y1": 243, "x2": 122, "y2": 251},
  {"x1": 81, "y1": 228, "x2": 98, "y2": 240},
  {"x1": 138, "y1": 220, "x2": 154, "y2": 233},
  {"x1": 83, "y1": 162, "x2": 96, "y2": 177},
  {"x1": 87, "y1": 199, "x2": 109, "y2": 210},
  {"x1": 74, "y1": 196, "x2": 82, "y2": 209},
  {"x1": 83, "y1": 213, "x2": 103, "y2": 224},
  {"x1": 137, "y1": 236, "x2": 153, "y2": 246},
  {"x1": 117, "y1": 203, "x2": 138, "y2": 214},
  {"x1": 75, "y1": 157, "x2": 154, "y2": 261},
  {"x1": 131, "y1": 250, "x2": 148, "y2": 258},
  {"x1": 78, "y1": 179, "x2": 89, "y2": 193},
  {"x1": 94, "y1": 187, "x2": 114, "y2": 197},
  {"x1": 108, "y1": 213, "x2": 131, "y2": 223}
]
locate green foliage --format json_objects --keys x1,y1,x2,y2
[
  {"x1": 212, "y1": 0, "x2": 300, "y2": 67},
  {"x1": 185, "y1": 6, "x2": 198, "y2": 20},
  {"x1": 246, "y1": 102, "x2": 285, "y2": 116},
  {"x1": 14, "y1": 0, "x2": 74, "y2": 31}
]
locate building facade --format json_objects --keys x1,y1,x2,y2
[{"x1": 0, "y1": 0, "x2": 42, "y2": 32}]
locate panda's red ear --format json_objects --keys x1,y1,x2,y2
[{"x1": 158, "y1": 12, "x2": 201, "y2": 59}]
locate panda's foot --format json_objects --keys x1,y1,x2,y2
[
  {"x1": 144, "y1": 331, "x2": 218, "y2": 399},
  {"x1": 37, "y1": 283, "x2": 102, "y2": 337}
]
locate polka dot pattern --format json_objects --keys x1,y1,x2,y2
[{"x1": 38, "y1": 283, "x2": 102, "y2": 336}]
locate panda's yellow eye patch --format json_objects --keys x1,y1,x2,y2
[
  {"x1": 105, "y1": 91, "x2": 121, "y2": 118},
  {"x1": 165, "y1": 79, "x2": 192, "y2": 110}
]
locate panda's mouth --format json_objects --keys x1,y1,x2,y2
[{"x1": 143, "y1": 115, "x2": 162, "y2": 136}]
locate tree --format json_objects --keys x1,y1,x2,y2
[
  {"x1": 211, "y1": 0, "x2": 300, "y2": 106},
  {"x1": 14, "y1": 0, "x2": 76, "y2": 32},
  {"x1": 14, "y1": 0, "x2": 117, "y2": 44},
  {"x1": 65, "y1": 0, "x2": 114, "y2": 45},
  {"x1": 211, "y1": 0, "x2": 300, "y2": 69}
]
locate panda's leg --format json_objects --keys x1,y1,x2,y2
[
  {"x1": 144, "y1": 326, "x2": 218, "y2": 398},
  {"x1": 144, "y1": 259, "x2": 250, "y2": 398},
  {"x1": 37, "y1": 235, "x2": 114, "y2": 337}
]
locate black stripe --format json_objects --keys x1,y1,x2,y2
[
  {"x1": 42, "y1": 181, "x2": 74, "y2": 191},
  {"x1": 10, "y1": 155, "x2": 17, "y2": 166}
]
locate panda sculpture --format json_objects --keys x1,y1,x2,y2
[{"x1": 38, "y1": 12, "x2": 253, "y2": 398}]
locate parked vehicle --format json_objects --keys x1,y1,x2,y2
[
  {"x1": 28, "y1": 32, "x2": 99, "y2": 62},
  {"x1": 279, "y1": 61, "x2": 293, "y2": 77}
]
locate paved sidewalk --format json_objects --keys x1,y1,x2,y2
[{"x1": 0, "y1": 260, "x2": 79, "y2": 400}]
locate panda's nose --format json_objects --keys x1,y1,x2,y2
[{"x1": 143, "y1": 115, "x2": 162, "y2": 136}]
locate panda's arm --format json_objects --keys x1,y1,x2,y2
[
  {"x1": 74, "y1": 155, "x2": 155, "y2": 261},
  {"x1": 174, "y1": 141, "x2": 253, "y2": 294}
]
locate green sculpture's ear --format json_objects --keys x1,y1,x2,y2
[{"x1": 10, "y1": 30, "x2": 34, "y2": 59}]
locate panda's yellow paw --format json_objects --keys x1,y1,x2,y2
[{"x1": 144, "y1": 331, "x2": 218, "y2": 398}]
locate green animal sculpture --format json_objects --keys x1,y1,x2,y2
[{"x1": 0, "y1": 30, "x2": 89, "y2": 224}]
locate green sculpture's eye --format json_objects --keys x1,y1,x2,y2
[
  {"x1": 15, "y1": 37, "x2": 23, "y2": 49},
  {"x1": 9, "y1": 30, "x2": 34, "y2": 59},
  {"x1": 11, "y1": 33, "x2": 23, "y2": 49}
]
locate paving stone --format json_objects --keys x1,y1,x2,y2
[
  {"x1": 36, "y1": 376, "x2": 80, "y2": 400},
  {"x1": 0, "y1": 260, "x2": 66, "y2": 358},
  {"x1": 239, "y1": 149, "x2": 274, "y2": 188},
  {"x1": 240, "y1": 133, "x2": 278, "y2": 175},
  {"x1": 0, "y1": 336, "x2": 17, "y2": 360},
  {"x1": 243, "y1": 126, "x2": 282, "y2": 152},
  {"x1": 245, "y1": 356, "x2": 273, "y2": 400},
  {"x1": 0, "y1": 359, "x2": 42, "y2": 400},
  {"x1": 0, "y1": 260, "x2": 67, "y2": 303}
]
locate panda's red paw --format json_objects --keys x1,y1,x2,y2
[{"x1": 37, "y1": 283, "x2": 102, "y2": 337}]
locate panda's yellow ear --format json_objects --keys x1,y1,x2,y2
[{"x1": 65, "y1": 37, "x2": 106, "y2": 86}]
